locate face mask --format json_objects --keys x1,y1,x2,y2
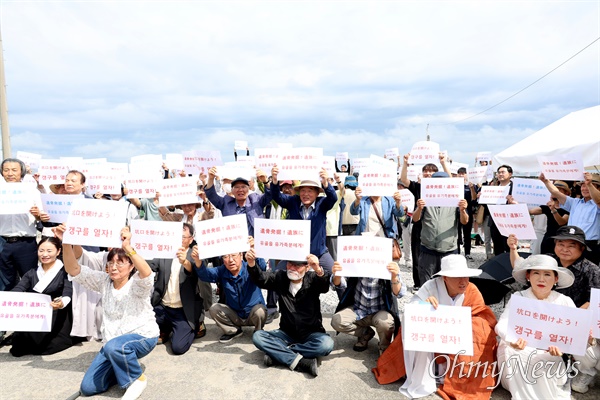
[
  {"x1": 222, "y1": 183, "x2": 232, "y2": 193},
  {"x1": 287, "y1": 270, "x2": 306, "y2": 281}
]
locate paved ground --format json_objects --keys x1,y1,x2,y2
[{"x1": 1, "y1": 244, "x2": 598, "y2": 399}]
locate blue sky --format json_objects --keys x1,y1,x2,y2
[{"x1": 1, "y1": 1, "x2": 599, "y2": 167}]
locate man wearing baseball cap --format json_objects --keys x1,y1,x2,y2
[{"x1": 204, "y1": 167, "x2": 273, "y2": 236}]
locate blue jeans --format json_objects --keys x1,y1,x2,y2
[
  {"x1": 80, "y1": 334, "x2": 158, "y2": 396},
  {"x1": 252, "y1": 329, "x2": 333, "y2": 368}
]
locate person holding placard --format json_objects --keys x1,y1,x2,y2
[
  {"x1": 191, "y1": 244, "x2": 267, "y2": 343},
  {"x1": 508, "y1": 226, "x2": 600, "y2": 393},
  {"x1": 204, "y1": 167, "x2": 272, "y2": 236},
  {"x1": 270, "y1": 165, "x2": 338, "y2": 274},
  {"x1": 456, "y1": 167, "x2": 477, "y2": 261},
  {"x1": 496, "y1": 255, "x2": 576, "y2": 399},
  {"x1": 374, "y1": 255, "x2": 497, "y2": 399},
  {"x1": 149, "y1": 223, "x2": 205, "y2": 355},
  {"x1": 250, "y1": 255, "x2": 333, "y2": 377},
  {"x1": 540, "y1": 172, "x2": 600, "y2": 264},
  {"x1": 487, "y1": 165, "x2": 513, "y2": 256},
  {"x1": 400, "y1": 152, "x2": 451, "y2": 291},
  {"x1": 62, "y1": 227, "x2": 159, "y2": 400},
  {"x1": 0, "y1": 158, "x2": 40, "y2": 292},
  {"x1": 412, "y1": 172, "x2": 469, "y2": 285},
  {"x1": 331, "y1": 260, "x2": 405, "y2": 354},
  {"x1": 9, "y1": 237, "x2": 75, "y2": 357}
]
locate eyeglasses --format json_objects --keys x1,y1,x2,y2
[
  {"x1": 222, "y1": 253, "x2": 240, "y2": 260},
  {"x1": 107, "y1": 261, "x2": 131, "y2": 268}
]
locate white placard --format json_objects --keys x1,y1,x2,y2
[
  {"x1": 16, "y1": 151, "x2": 42, "y2": 171},
  {"x1": 420, "y1": 177, "x2": 464, "y2": 207},
  {"x1": 476, "y1": 151, "x2": 492, "y2": 163},
  {"x1": 60, "y1": 157, "x2": 84, "y2": 170},
  {"x1": 512, "y1": 178, "x2": 551, "y2": 205},
  {"x1": 358, "y1": 165, "x2": 397, "y2": 196},
  {"x1": 158, "y1": 176, "x2": 199, "y2": 207},
  {"x1": 449, "y1": 162, "x2": 469, "y2": 175},
  {"x1": 254, "y1": 148, "x2": 280, "y2": 173},
  {"x1": 0, "y1": 182, "x2": 41, "y2": 214},
  {"x1": 409, "y1": 141, "x2": 440, "y2": 164},
  {"x1": 591, "y1": 288, "x2": 600, "y2": 339},
  {"x1": 165, "y1": 153, "x2": 185, "y2": 171},
  {"x1": 234, "y1": 140, "x2": 248, "y2": 150},
  {"x1": 537, "y1": 153, "x2": 585, "y2": 181},
  {"x1": 478, "y1": 185, "x2": 510, "y2": 205},
  {"x1": 0, "y1": 292, "x2": 53, "y2": 332},
  {"x1": 400, "y1": 189, "x2": 415, "y2": 213},
  {"x1": 488, "y1": 204, "x2": 537, "y2": 240},
  {"x1": 194, "y1": 215, "x2": 250, "y2": 259},
  {"x1": 254, "y1": 219, "x2": 311, "y2": 262},
  {"x1": 38, "y1": 159, "x2": 69, "y2": 185},
  {"x1": 352, "y1": 158, "x2": 371, "y2": 173},
  {"x1": 505, "y1": 294, "x2": 592, "y2": 356},
  {"x1": 276, "y1": 147, "x2": 323, "y2": 181},
  {"x1": 81, "y1": 158, "x2": 108, "y2": 175},
  {"x1": 337, "y1": 236, "x2": 393, "y2": 279},
  {"x1": 106, "y1": 162, "x2": 129, "y2": 178},
  {"x1": 336, "y1": 152, "x2": 349, "y2": 163},
  {"x1": 385, "y1": 148, "x2": 399, "y2": 159},
  {"x1": 236, "y1": 155, "x2": 256, "y2": 167},
  {"x1": 63, "y1": 198, "x2": 128, "y2": 247},
  {"x1": 407, "y1": 165, "x2": 420, "y2": 182},
  {"x1": 40, "y1": 194, "x2": 82, "y2": 223},
  {"x1": 403, "y1": 303, "x2": 473, "y2": 355},
  {"x1": 86, "y1": 170, "x2": 122, "y2": 195},
  {"x1": 468, "y1": 166, "x2": 489, "y2": 185},
  {"x1": 322, "y1": 156, "x2": 336, "y2": 178},
  {"x1": 182, "y1": 150, "x2": 202, "y2": 175},
  {"x1": 124, "y1": 173, "x2": 159, "y2": 198},
  {"x1": 130, "y1": 154, "x2": 162, "y2": 175},
  {"x1": 195, "y1": 150, "x2": 223, "y2": 174},
  {"x1": 130, "y1": 220, "x2": 182, "y2": 259}
]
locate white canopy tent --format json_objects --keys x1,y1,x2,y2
[{"x1": 494, "y1": 105, "x2": 600, "y2": 175}]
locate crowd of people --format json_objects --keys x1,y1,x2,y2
[{"x1": 1, "y1": 151, "x2": 599, "y2": 399}]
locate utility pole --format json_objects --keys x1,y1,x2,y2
[{"x1": 0, "y1": 28, "x2": 11, "y2": 159}]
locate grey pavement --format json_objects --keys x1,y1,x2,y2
[{"x1": 1, "y1": 243, "x2": 598, "y2": 400}]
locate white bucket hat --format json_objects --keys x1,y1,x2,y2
[
  {"x1": 433, "y1": 254, "x2": 482, "y2": 278},
  {"x1": 512, "y1": 254, "x2": 574, "y2": 289}
]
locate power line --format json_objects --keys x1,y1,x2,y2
[{"x1": 434, "y1": 36, "x2": 600, "y2": 126}]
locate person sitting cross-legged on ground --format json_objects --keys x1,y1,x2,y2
[
  {"x1": 250, "y1": 255, "x2": 334, "y2": 377},
  {"x1": 191, "y1": 239, "x2": 267, "y2": 343}
]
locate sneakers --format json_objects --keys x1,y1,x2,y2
[
  {"x1": 263, "y1": 354, "x2": 274, "y2": 367},
  {"x1": 219, "y1": 328, "x2": 243, "y2": 343},
  {"x1": 353, "y1": 327, "x2": 375, "y2": 352},
  {"x1": 465, "y1": 255, "x2": 473, "y2": 261},
  {"x1": 265, "y1": 311, "x2": 280, "y2": 325},
  {"x1": 294, "y1": 357, "x2": 318, "y2": 377},
  {"x1": 195, "y1": 322, "x2": 207, "y2": 339},
  {"x1": 571, "y1": 372, "x2": 595, "y2": 393},
  {"x1": 411, "y1": 286, "x2": 420, "y2": 293},
  {"x1": 122, "y1": 375, "x2": 147, "y2": 400}
]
